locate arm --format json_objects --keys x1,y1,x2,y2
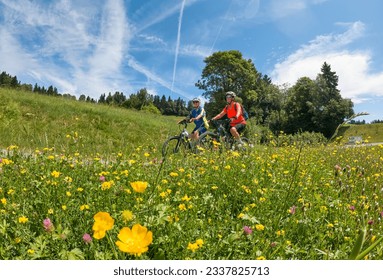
[
  {"x1": 233, "y1": 102, "x2": 241, "y2": 120},
  {"x1": 190, "y1": 108, "x2": 204, "y2": 122},
  {"x1": 212, "y1": 109, "x2": 226, "y2": 121}
]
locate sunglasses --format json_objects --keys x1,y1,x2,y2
[{"x1": 192, "y1": 101, "x2": 199, "y2": 103}]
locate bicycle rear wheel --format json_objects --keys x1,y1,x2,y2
[
  {"x1": 231, "y1": 137, "x2": 253, "y2": 151},
  {"x1": 196, "y1": 132, "x2": 221, "y2": 152},
  {"x1": 162, "y1": 136, "x2": 190, "y2": 157}
]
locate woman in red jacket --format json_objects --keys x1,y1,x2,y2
[{"x1": 211, "y1": 91, "x2": 246, "y2": 144}]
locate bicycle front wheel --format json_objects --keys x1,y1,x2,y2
[{"x1": 162, "y1": 136, "x2": 190, "y2": 157}]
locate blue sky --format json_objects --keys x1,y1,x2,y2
[{"x1": 1, "y1": 0, "x2": 382, "y2": 122}]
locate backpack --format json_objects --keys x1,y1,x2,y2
[{"x1": 227, "y1": 102, "x2": 249, "y2": 120}]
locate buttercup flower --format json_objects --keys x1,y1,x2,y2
[
  {"x1": 130, "y1": 181, "x2": 148, "y2": 193},
  {"x1": 115, "y1": 224, "x2": 153, "y2": 256},
  {"x1": 187, "y1": 242, "x2": 199, "y2": 252},
  {"x1": 18, "y1": 216, "x2": 28, "y2": 224},
  {"x1": 92, "y1": 212, "x2": 115, "y2": 239},
  {"x1": 187, "y1": 239, "x2": 204, "y2": 252},
  {"x1": 255, "y1": 224, "x2": 265, "y2": 231}
]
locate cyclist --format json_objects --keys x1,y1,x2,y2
[
  {"x1": 178, "y1": 97, "x2": 208, "y2": 141},
  {"x1": 210, "y1": 91, "x2": 246, "y2": 144}
]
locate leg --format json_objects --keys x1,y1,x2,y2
[
  {"x1": 190, "y1": 130, "x2": 199, "y2": 141},
  {"x1": 230, "y1": 124, "x2": 246, "y2": 143},
  {"x1": 230, "y1": 126, "x2": 241, "y2": 140}
]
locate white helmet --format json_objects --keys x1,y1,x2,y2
[{"x1": 225, "y1": 91, "x2": 236, "y2": 98}]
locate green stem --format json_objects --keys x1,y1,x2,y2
[{"x1": 107, "y1": 231, "x2": 119, "y2": 260}]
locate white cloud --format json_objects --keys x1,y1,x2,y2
[{"x1": 270, "y1": 21, "x2": 383, "y2": 103}]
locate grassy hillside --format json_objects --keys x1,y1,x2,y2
[
  {"x1": 336, "y1": 123, "x2": 383, "y2": 144},
  {"x1": 2, "y1": 87, "x2": 382, "y2": 156},
  {"x1": 0, "y1": 88, "x2": 182, "y2": 156}
]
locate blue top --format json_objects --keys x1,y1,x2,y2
[{"x1": 189, "y1": 106, "x2": 205, "y2": 128}]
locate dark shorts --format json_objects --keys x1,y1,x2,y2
[
  {"x1": 232, "y1": 123, "x2": 246, "y2": 134},
  {"x1": 193, "y1": 126, "x2": 207, "y2": 135}
]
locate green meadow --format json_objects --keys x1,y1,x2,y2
[{"x1": 1, "y1": 88, "x2": 383, "y2": 260}]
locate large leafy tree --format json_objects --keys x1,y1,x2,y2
[
  {"x1": 284, "y1": 62, "x2": 354, "y2": 138},
  {"x1": 285, "y1": 77, "x2": 317, "y2": 134},
  {"x1": 195, "y1": 50, "x2": 261, "y2": 117}
]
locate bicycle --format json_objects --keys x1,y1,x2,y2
[
  {"x1": 162, "y1": 119, "x2": 194, "y2": 157},
  {"x1": 196, "y1": 119, "x2": 251, "y2": 152}
]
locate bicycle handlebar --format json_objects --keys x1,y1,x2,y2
[{"x1": 177, "y1": 119, "x2": 189, "y2": 127}]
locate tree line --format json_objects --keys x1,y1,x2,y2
[
  {"x1": 0, "y1": 71, "x2": 189, "y2": 116},
  {"x1": 0, "y1": 49, "x2": 373, "y2": 138}
]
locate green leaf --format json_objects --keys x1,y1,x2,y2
[{"x1": 348, "y1": 227, "x2": 366, "y2": 260}]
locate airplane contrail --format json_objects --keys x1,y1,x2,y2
[
  {"x1": 209, "y1": 0, "x2": 234, "y2": 55},
  {"x1": 170, "y1": 0, "x2": 186, "y2": 95}
]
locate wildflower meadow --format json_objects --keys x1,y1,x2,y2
[{"x1": 1, "y1": 138, "x2": 383, "y2": 260}]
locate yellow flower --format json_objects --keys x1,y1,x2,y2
[
  {"x1": 0, "y1": 158, "x2": 12, "y2": 165},
  {"x1": 179, "y1": 204, "x2": 187, "y2": 211},
  {"x1": 51, "y1": 170, "x2": 61, "y2": 178},
  {"x1": 256, "y1": 256, "x2": 266, "y2": 260},
  {"x1": 80, "y1": 204, "x2": 90, "y2": 211},
  {"x1": 187, "y1": 239, "x2": 204, "y2": 253},
  {"x1": 115, "y1": 224, "x2": 153, "y2": 256},
  {"x1": 195, "y1": 239, "x2": 204, "y2": 247},
  {"x1": 92, "y1": 212, "x2": 115, "y2": 239},
  {"x1": 101, "y1": 180, "x2": 114, "y2": 190},
  {"x1": 1, "y1": 198, "x2": 6, "y2": 205},
  {"x1": 130, "y1": 181, "x2": 148, "y2": 193},
  {"x1": 48, "y1": 208, "x2": 54, "y2": 214},
  {"x1": 255, "y1": 224, "x2": 265, "y2": 231},
  {"x1": 121, "y1": 210, "x2": 134, "y2": 222},
  {"x1": 169, "y1": 172, "x2": 178, "y2": 177},
  {"x1": 182, "y1": 195, "x2": 191, "y2": 201},
  {"x1": 187, "y1": 242, "x2": 199, "y2": 252},
  {"x1": 18, "y1": 216, "x2": 28, "y2": 223},
  {"x1": 62, "y1": 205, "x2": 67, "y2": 211},
  {"x1": 121, "y1": 170, "x2": 129, "y2": 176}
]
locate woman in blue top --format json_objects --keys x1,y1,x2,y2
[{"x1": 178, "y1": 97, "x2": 207, "y2": 141}]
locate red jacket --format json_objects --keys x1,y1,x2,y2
[{"x1": 223, "y1": 102, "x2": 246, "y2": 126}]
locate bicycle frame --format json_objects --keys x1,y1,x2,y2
[{"x1": 210, "y1": 119, "x2": 235, "y2": 145}]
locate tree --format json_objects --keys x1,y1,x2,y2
[
  {"x1": 284, "y1": 77, "x2": 316, "y2": 134},
  {"x1": 195, "y1": 50, "x2": 261, "y2": 117},
  {"x1": 312, "y1": 62, "x2": 354, "y2": 137},
  {"x1": 283, "y1": 63, "x2": 354, "y2": 138}
]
